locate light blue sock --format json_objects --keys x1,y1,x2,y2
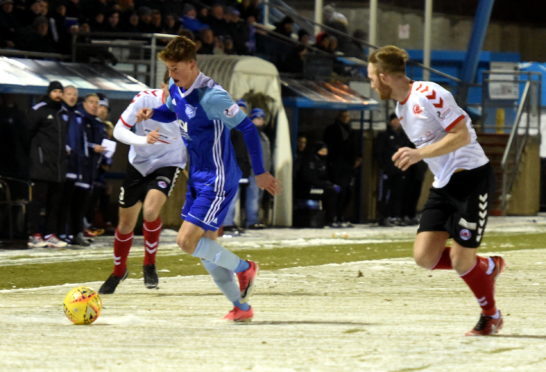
[
  {"x1": 200, "y1": 259, "x2": 242, "y2": 304},
  {"x1": 193, "y1": 238, "x2": 245, "y2": 272},
  {"x1": 233, "y1": 300, "x2": 250, "y2": 311}
]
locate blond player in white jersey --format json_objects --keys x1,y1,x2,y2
[
  {"x1": 99, "y1": 76, "x2": 187, "y2": 294},
  {"x1": 368, "y1": 45, "x2": 506, "y2": 336}
]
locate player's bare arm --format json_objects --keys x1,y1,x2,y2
[
  {"x1": 393, "y1": 121, "x2": 470, "y2": 171},
  {"x1": 256, "y1": 172, "x2": 281, "y2": 196}
]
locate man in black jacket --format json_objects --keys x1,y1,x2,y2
[
  {"x1": 323, "y1": 110, "x2": 362, "y2": 227},
  {"x1": 27, "y1": 81, "x2": 69, "y2": 248},
  {"x1": 295, "y1": 141, "x2": 340, "y2": 227},
  {"x1": 374, "y1": 113, "x2": 412, "y2": 226}
]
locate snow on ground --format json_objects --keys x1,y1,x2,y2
[
  {"x1": 0, "y1": 215, "x2": 545, "y2": 371},
  {"x1": 0, "y1": 248, "x2": 545, "y2": 371},
  {"x1": 1, "y1": 215, "x2": 546, "y2": 265}
]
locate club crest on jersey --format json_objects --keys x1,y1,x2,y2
[
  {"x1": 224, "y1": 103, "x2": 239, "y2": 118},
  {"x1": 413, "y1": 104, "x2": 423, "y2": 114},
  {"x1": 185, "y1": 104, "x2": 197, "y2": 119},
  {"x1": 459, "y1": 228, "x2": 472, "y2": 241},
  {"x1": 157, "y1": 181, "x2": 168, "y2": 189}
]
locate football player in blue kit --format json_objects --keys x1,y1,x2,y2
[{"x1": 138, "y1": 36, "x2": 280, "y2": 322}]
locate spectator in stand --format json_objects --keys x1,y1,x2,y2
[
  {"x1": 80, "y1": 0, "x2": 110, "y2": 20},
  {"x1": 245, "y1": 13, "x2": 256, "y2": 54},
  {"x1": 280, "y1": 44, "x2": 307, "y2": 74},
  {"x1": 180, "y1": 3, "x2": 208, "y2": 34},
  {"x1": 342, "y1": 29, "x2": 367, "y2": 59},
  {"x1": 298, "y1": 29, "x2": 310, "y2": 46},
  {"x1": 295, "y1": 141, "x2": 341, "y2": 228},
  {"x1": 22, "y1": 15, "x2": 59, "y2": 53},
  {"x1": 163, "y1": 13, "x2": 181, "y2": 35},
  {"x1": 122, "y1": 11, "x2": 139, "y2": 32},
  {"x1": 27, "y1": 81, "x2": 69, "y2": 248},
  {"x1": 150, "y1": 8, "x2": 162, "y2": 33},
  {"x1": 225, "y1": 6, "x2": 248, "y2": 55},
  {"x1": 206, "y1": 2, "x2": 228, "y2": 38},
  {"x1": 64, "y1": 0, "x2": 81, "y2": 19},
  {"x1": 104, "y1": 10, "x2": 122, "y2": 33},
  {"x1": 323, "y1": 110, "x2": 361, "y2": 227},
  {"x1": 237, "y1": 0, "x2": 259, "y2": 21},
  {"x1": 198, "y1": 27, "x2": 214, "y2": 54},
  {"x1": 58, "y1": 85, "x2": 91, "y2": 246},
  {"x1": 89, "y1": 10, "x2": 106, "y2": 31},
  {"x1": 15, "y1": 0, "x2": 46, "y2": 28},
  {"x1": 137, "y1": 6, "x2": 154, "y2": 33},
  {"x1": 0, "y1": 0, "x2": 19, "y2": 49}
]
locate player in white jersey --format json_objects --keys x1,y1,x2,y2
[
  {"x1": 368, "y1": 45, "x2": 505, "y2": 336},
  {"x1": 99, "y1": 76, "x2": 187, "y2": 294}
]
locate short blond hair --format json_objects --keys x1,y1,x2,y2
[
  {"x1": 158, "y1": 36, "x2": 197, "y2": 63},
  {"x1": 368, "y1": 45, "x2": 409, "y2": 75}
]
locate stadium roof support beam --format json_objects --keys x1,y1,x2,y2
[
  {"x1": 314, "y1": 0, "x2": 323, "y2": 37},
  {"x1": 459, "y1": 0, "x2": 496, "y2": 104},
  {"x1": 423, "y1": 0, "x2": 432, "y2": 81},
  {"x1": 369, "y1": 0, "x2": 378, "y2": 47}
]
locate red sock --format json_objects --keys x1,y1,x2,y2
[
  {"x1": 143, "y1": 217, "x2": 162, "y2": 266},
  {"x1": 460, "y1": 256, "x2": 497, "y2": 316},
  {"x1": 113, "y1": 228, "x2": 133, "y2": 277},
  {"x1": 431, "y1": 247, "x2": 453, "y2": 270}
]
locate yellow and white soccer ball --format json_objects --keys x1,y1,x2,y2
[{"x1": 63, "y1": 286, "x2": 103, "y2": 325}]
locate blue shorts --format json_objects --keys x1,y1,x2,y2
[{"x1": 181, "y1": 181, "x2": 238, "y2": 231}]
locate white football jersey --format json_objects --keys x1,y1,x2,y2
[
  {"x1": 395, "y1": 81, "x2": 489, "y2": 188},
  {"x1": 117, "y1": 89, "x2": 187, "y2": 176}
]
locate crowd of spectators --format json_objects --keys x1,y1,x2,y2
[
  {"x1": 0, "y1": 0, "x2": 262, "y2": 56},
  {"x1": 0, "y1": 0, "x2": 368, "y2": 74}
]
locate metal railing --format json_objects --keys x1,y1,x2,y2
[
  {"x1": 71, "y1": 32, "x2": 177, "y2": 87},
  {"x1": 496, "y1": 74, "x2": 542, "y2": 213}
]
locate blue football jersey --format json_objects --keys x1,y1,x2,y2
[{"x1": 167, "y1": 73, "x2": 247, "y2": 189}]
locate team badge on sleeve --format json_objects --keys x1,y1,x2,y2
[{"x1": 224, "y1": 103, "x2": 240, "y2": 118}]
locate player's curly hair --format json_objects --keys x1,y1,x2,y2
[
  {"x1": 158, "y1": 36, "x2": 197, "y2": 62},
  {"x1": 368, "y1": 45, "x2": 409, "y2": 75}
]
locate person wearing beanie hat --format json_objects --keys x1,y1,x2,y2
[
  {"x1": 47, "y1": 80, "x2": 64, "y2": 101},
  {"x1": 249, "y1": 107, "x2": 265, "y2": 120},
  {"x1": 27, "y1": 80, "x2": 70, "y2": 248}
]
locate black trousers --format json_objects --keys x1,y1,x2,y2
[
  {"x1": 58, "y1": 179, "x2": 91, "y2": 236},
  {"x1": 28, "y1": 180, "x2": 63, "y2": 235}
]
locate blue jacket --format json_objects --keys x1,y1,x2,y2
[{"x1": 62, "y1": 103, "x2": 88, "y2": 181}]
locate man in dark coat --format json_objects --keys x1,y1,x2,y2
[
  {"x1": 323, "y1": 110, "x2": 362, "y2": 227},
  {"x1": 27, "y1": 81, "x2": 69, "y2": 248}
]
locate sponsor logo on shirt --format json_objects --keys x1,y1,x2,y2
[
  {"x1": 185, "y1": 104, "x2": 197, "y2": 119},
  {"x1": 224, "y1": 103, "x2": 239, "y2": 118}
]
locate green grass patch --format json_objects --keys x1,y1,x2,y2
[{"x1": 1, "y1": 232, "x2": 544, "y2": 290}]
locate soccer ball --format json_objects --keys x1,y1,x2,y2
[{"x1": 63, "y1": 286, "x2": 103, "y2": 325}]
